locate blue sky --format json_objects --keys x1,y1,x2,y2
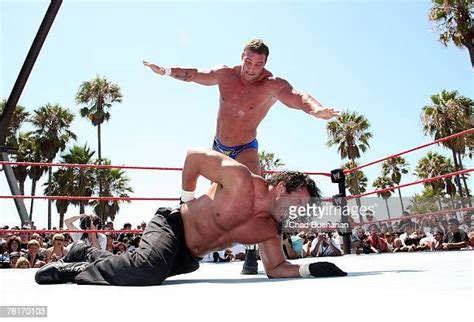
[{"x1": 1, "y1": 0, "x2": 472, "y2": 228}]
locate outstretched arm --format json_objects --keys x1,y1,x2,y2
[
  {"x1": 143, "y1": 61, "x2": 221, "y2": 86},
  {"x1": 275, "y1": 78, "x2": 339, "y2": 120},
  {"x1": 260, "y1": 235, "x2": 348, "y2": 278}
]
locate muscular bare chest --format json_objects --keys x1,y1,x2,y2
[
  {"x1": 227, "y1": 216, "x2": 279, "y2": 244},
  {"x1": 183, "y1": 189, "x2": 279, "y2": 254},
  {"x1": 218, "y1": 77, "x2": 277, "y2": 119}
]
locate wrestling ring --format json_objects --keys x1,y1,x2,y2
[{"x1": 0, "y1": 128, "x2": 472, "y2": 321}]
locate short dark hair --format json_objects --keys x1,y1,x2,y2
[
  {"x1": 244, "y1": 39, "x2": 269, "y2": 60},
  {"x1": 448, "y1": 218, "x2": 460, "y2": 226},
  {"x1": 80, "y1": 215, "x2": 102, "y2": 230},
  {"x1": 368, "y1": 224, "x2": 379, "y2": 231},
  {"x1": 266, "y1": 171, "x2": 320, "y2": 198}
]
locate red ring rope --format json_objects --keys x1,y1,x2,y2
[
  {"x1": 344, "y1": 128, "x2": 473, "y2": 174},
  {"x1": 1, "y1": 130, "x2": 471, "y2": 228},
  {"x1": 346, "y1": 168, "x2": 473, "y2": 200},
  {"x1": 0, "y1": 160, "x2": 331, "y2": 177},
  {"x1": 0, "y1": 195, "x2": 179, "y2": 201},
  {"x1": 0, "y1": 229, "x2": 143, "y2": 234},
  {"x1": 352, "y1": 207, "x2": 473, "y2": 227}
]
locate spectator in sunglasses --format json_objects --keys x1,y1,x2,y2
[{"x1": 45, "y1": 234, "x2": 68, "y2": 263}]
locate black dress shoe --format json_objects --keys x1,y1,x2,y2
[{"x1": 35, "y1": 261, "x2": 87, "y2": 284}]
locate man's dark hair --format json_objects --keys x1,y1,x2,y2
[
  {"x1": 79, "y1": 215, "x2": 102, "y2": 240},
  {"x1": 368, "y1": 224, "x2": 379, "y2": 231},
  {"x1": 266, "y1": 171, "x2": 320, "y2": 198},
  {"x1": 80, "y1": 215, "x2": 102, "y2": 230},
  {"x1": 244, "y1": 39, "x2": 270, "y2": 60},
  {"x1": 448, "y1": 218, "x2": 460, "y2": 226}
]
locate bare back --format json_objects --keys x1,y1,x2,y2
[
  {"x1": 181, "y1": 174, "x2": 279, "y2": 257},
  {"x1": 215, "y1": 66, "x2": 283, "y2": 145}
]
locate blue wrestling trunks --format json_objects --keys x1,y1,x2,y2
[{"x1": 212, "y1": 137, "x2": 259, "y2": 159}]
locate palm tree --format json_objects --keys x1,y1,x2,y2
[
  {"x1": 429, "y1": 0, "x2": 474, "y2": 67},
  {"x1": 421, "y1": 90, "x2": 473, "y2": 206},
  {"x1": 381, "y1": 157, "x2": 410, "y2": 212},
  {"x1": 48, "y1": 169, "x2": 73, "y2": 229},
  {"x1": 75, "y1": 76, "x2": 123, "y2": 165},
  {"x1": 327, "y1": 111, "x2": 373, "y2": 221},
  {"x1": 444, "y1": 176, "x2": 459, "y2": 209},
  {"x1": 0, "y1": 100, "x2": 29, "y2": 147},
  {"x1": 454, "y1": 95, "x2": 473, "y2": 201},
  {"x1": 31, "y1": 103, "x2": 76, "y2": 228},
  {"x1": 343, "y1": 160, "x2": 367, "y2": 223},
  {"x1": 45, "y1": 144, "x2": 96, "y2": 227},
  {"x1": 91, "y1": 159, "x2": 133, "y2": 222},
  {"x1": 11, "y1": 132, "x2": 35, "y2": 195},
  {"x1": 0, "y1": 102, "x2": 30, "y2": 194},
  {"x1": 414, "y1": 151, "x2": 454, "y2": 210},
  {"x1": 75, "y1": 76, "x2": 123, "y2": 217},
  {"x1": 327, "y1": 111, "x2": 373, "y2": 160},
  {"x1": 372, "y1": 176, "x2": 395, "y2": 219},
  {"x1": 26, "y1": 137, "x2": 48, "y2": 221},
  {"x1": 62, "y1": 144, "x2": 96, "y2": 213},
  {"x1": 259, "y1": 150, "x2": 285, "y2": 179},
  {"x1": 408, "y1": 188, "x2": 439, "y2": 215}
]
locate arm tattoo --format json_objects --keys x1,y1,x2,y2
[{"x1": 175, "y1": 70, "x2": 193, "y2": 81}]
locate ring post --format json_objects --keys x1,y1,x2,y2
[
  {"x1": 331, "y1": 169, "x2": 351, "y2": 254},
  {"x1": 0, "y1": 0, "x2": 62, "y2": 227}
]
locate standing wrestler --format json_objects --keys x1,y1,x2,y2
[{"x1": 143, "y1": 39, "x2": 339, "y2": 274}]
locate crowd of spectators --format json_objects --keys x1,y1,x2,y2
[
  {"x1": 0, "y1": 214, "x2": 146, "y2": 269},
  {"x1": 1, "y1": 210, "x2": 472, "y2": 269},
  {"x1": 280, "y1": 210, "x2": 473, "y2": 258},
  {"x1": 348, "y1": 210, "x2": 473, "y2": 254}
]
